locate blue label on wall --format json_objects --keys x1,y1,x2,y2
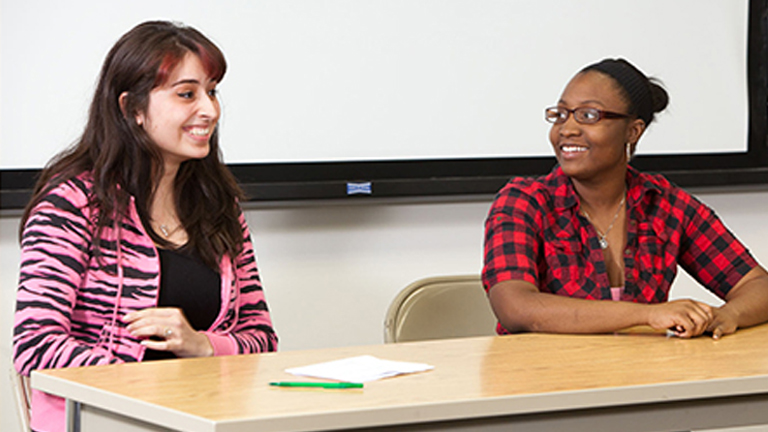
[{"x1": 347, "y1": 182, "x2": 372, "y2": 195}]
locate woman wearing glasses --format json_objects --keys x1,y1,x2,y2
[{"x1": 482, "y1": 58, "x2": 768, "y2": 339}]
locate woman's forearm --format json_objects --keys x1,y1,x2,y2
[
  {"x1": 488, "y1": 280, "x2": 648, "y2": 334},
  {"x1": 488, "y1": 280, "x2": 716, "y2": 338}
]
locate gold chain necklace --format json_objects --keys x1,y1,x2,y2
[{"x1": 581, "y1": 194, "x2": 626, "y2": 249}]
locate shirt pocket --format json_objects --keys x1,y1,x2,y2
[
  {"x1": 637, "y1": 219, "x2": 670, "y2": 257},
  {"x1": 542, "y1": 224, "x2": 586, "y2": 294},
  {"x1": 636, "y1": 219, "x2": 675, "y2": 290}
]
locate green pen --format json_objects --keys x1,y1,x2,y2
[{"x1": 269, "y1": 381, "x2": 364, "y2": 389}]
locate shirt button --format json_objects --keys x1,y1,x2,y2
[
  {"x1": 629, "y1": 220, "x2": 636, "y2": 227},
  {"x1": 624, "y1": 248, "x2": 632, "y2": 257}
]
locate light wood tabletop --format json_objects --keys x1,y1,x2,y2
[{"x1": 33, "y1": 324, "x2": 768, "y2": 432}]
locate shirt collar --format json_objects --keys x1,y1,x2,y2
[
  {"x1": 550, "y1": 165, "x2": 662, "y2": 211},
  {"x1": 626, "y1": 165, "x2": 663, "y2": 208}
]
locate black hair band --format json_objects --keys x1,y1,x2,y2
[{"x1": 584, "y1": 59, "x2": 653, "y2": 125}]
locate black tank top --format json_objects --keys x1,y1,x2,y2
[{"x1": 143, "y1": 246, "x2": 221, "y2": 361}]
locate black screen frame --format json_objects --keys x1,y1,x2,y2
[{"x1": 2, "y1": 0, "x2": 767, "y2": 210}]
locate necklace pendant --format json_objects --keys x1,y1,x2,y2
[
  {"x1": 599, "y1": 238, "x2": 609, "y2": 249},
  {"x1": 160, "y1": 225, "x2": 169, "y2": 237}
]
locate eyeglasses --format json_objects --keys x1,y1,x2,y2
[{"x1": 544, "y1": 106, "x2": 630, "y2": 125}]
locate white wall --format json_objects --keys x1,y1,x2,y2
[
  {"x1": 2, "y1": 190, "x2": 768, "y2": 432},
  {"x1": 0, "y1": 0, "x2": 751, "y2": 169}
]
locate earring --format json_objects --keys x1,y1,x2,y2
[{"x1": 626, "y1": 143, "x2": 632, "y2": 162}]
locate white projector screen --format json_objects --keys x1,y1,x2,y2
[{"x1": 0, "y1": 0, "x2": 751, "y2": 169}]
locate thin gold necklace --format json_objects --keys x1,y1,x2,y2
[
  {"x1": 158, "y1": 223, "x2": 180, "y2": 238},
  {"x1": 155, "y1": 211, "x2": 180, "y2": 238},
  {"x1": 581, "y1": 194, "x2": 626, "y2": 249}
]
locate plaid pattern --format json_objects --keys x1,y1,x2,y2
[{"x1": 483, "y1": 166, "x2": 757, "y2": 334}]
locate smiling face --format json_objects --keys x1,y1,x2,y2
[
  {"x1": 136, "y1": 52, "x2": 220, "y2": 171},
  {"x1": 549, "y1": 71, "x2": 645, "y2": 183}
]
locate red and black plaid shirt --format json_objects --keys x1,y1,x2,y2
[{"x1": 483, "y1": 166, "x2": 757, "y2": 334}]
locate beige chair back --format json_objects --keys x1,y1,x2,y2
[
  {"x1": 9, "y1": 367, "x2": 32, "y2": 432},
  {"x1": 384, "y1": 275, "x2": 497, "y2": 343}
]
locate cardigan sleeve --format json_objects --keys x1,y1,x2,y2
[
  {"x1": 13, "y1": 178, "x2": 124, "y2": 376},
  {"x1": 203, "y1": 208, "x2": 278, "y2": 355}
]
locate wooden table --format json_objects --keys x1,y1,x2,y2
[{"x1": 33, "y1": 325, "x2": 768, "y2": 432}]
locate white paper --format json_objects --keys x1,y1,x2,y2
[{"x1": 285, "y1": 355, "x2": 434, "y2": 383}]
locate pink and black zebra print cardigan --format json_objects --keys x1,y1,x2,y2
[{"x1": 13, "y1": 172, "x2": 277, "y2": 432}]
